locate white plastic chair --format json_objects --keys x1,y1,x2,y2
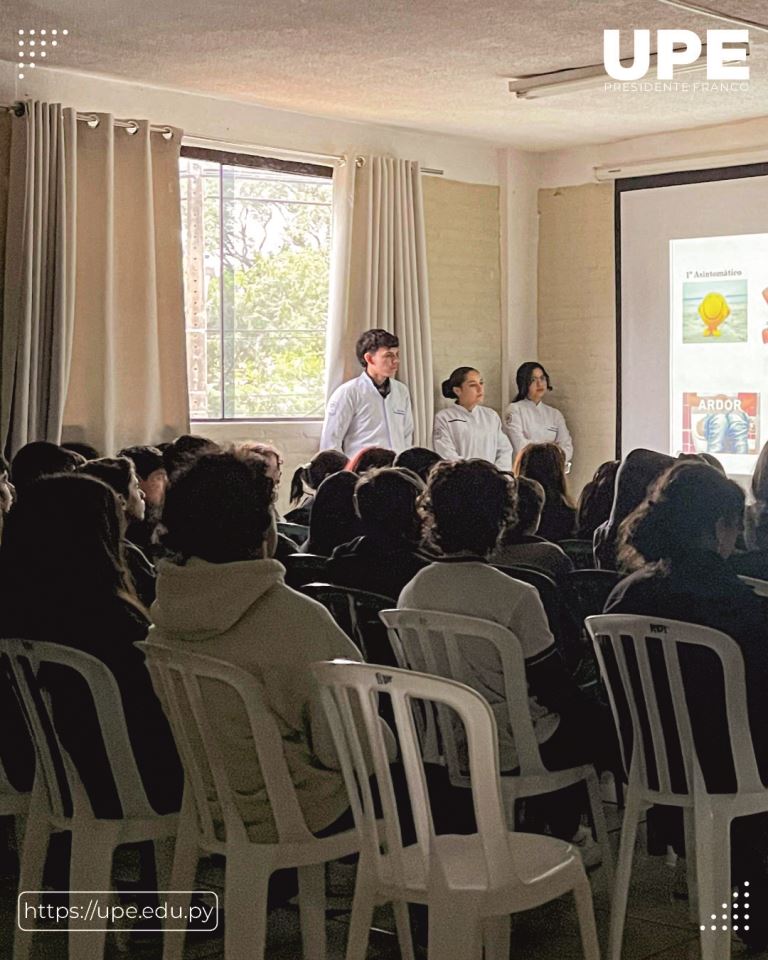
[
  {"x1": 0, "y1": 637, "x2": 179, "y2": 960},
  {"x1": 587, "y1": 614, "x2": 768, "y2": 960},
  {"x1": 140, "y1": 641, "x2": 360, "y2": 960},
  {"x1": 738, "y1": 575, "x2": 768, "y2": 597},
  {"x1": 312, "y1": 659, "x2": 600, "y2": 960},
  {"x1": 379, "y1": 608, "x2": 613, "y2": 893}
]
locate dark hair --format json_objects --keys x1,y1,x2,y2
[
  {"x1": 0, "y1": 454, "x2": 9, "y2": 477},
  {"x1": 161, "y1": 450, "x2": 275, "y2": 563},
  {"x1": 394, "y1": 447, "x2": 442, "y2": 482},
  {"x1": 507, "y1": 476, "x2": 545, "y2": 537},
  {"x1": 515, "y1": 442, "x2": 574, "y2": 509},
  {"x1": 162, "y1": 434, "x2": 219, "y2": 482},
  {"x1": 11, "y1": 442, "x2": 81, "y2": 494},
  {"x1": 355, "y1": 328, "x2": 399, "y2": 368},
  {"x1": 78, "y1": 457, "x2": 135, "y2": 499},
  {"x1": 61, "y1": 441, "x2": 102, "y2": 460},
  {"x1": 619, "y1": 461, "x2": 744, "y2": 569},
  {"x1": 575, "y1": 460, "x2": 620, "y2": 539},
  {"x1": 354, "y1": 467, "x2": 425, "y2": 541},
  {"x1": 753, "y1": 441, "x2": 768, "y2": 502},
  {"x1": 420, "y1": 459, "x2": 517, "y2": 557},
  {"x1": 441, "y1": 367, "x2": 476, "y2": 401},
  {"x1": 513, "y1": 361, "x2": 552, "y2": 403},
  {"x1": 289, "y1": 449, "x2": 348, "y2": 505},
  {"x1": 677, "y1": 452, "x2": 726, "y2": 475},
  {"x1": 0, "y1": 473, "x2": 138, "y2": 615},
  {"x1": 346, "y1": 446, "x2": 396, "y2": 474},
  {"x1": 305, "y1": 471, "x2": 363, "y2": 556},
  {"x1": 118, "y1": 445, "x2": 164, "y2": 480}
]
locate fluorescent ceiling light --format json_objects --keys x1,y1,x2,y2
[{"x1": 508, "y1": 43, "x2": 748, "y2": 99}]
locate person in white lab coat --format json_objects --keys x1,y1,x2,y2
[
  {"x1": 432, "y1": 367, "x2": 512, "y2": 470},
  {"x1": 503, "y1": 361, "x2": 573, "y2": 466},
  {"x1": 320, "y1": 329, "x2": 414, "y2": 457}
]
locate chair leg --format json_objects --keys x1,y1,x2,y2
[
  {"x1": 607, "y1": 789, "x2": 642, "y2": 960},
  {"x1": 345, "y1": 875, "x2": 377, "y2": 960},
  {"x1": 573, "y1": 870, "x2": 601, "y2": 960},
  {"x1": 393, "y1": 900, "x2": 416, "y2": 960},
  {"x1": 683, "y1": 806, "x2": 698, "y2": 922},
  {"x1": 482, "y1": 915, "x2": 511, "y2": 960},
  {"x1": 298, "y1": 863, "x2": 327, "y2": 960},
  {"x1": 694, "y1": 807, "x2": 731, "y2": 960},
  {"x1": 162, "y1": 829, "x2": 198, "y2": 960},
  {"x1": 224, "y1": 852, "x2": 272, "y2": 960},
  {"x1": 585, "y1": 768, "x2": 614, "y2": 904},
  {"x1": 14, "y1": 809, "x2": 51, "y2": 960},
  {"x1": 69, "y1": 825, "x2": 119, "y2": 960}
]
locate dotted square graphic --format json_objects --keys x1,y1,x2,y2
[
  {"x1": 16, "y1": 28, "x2": 68, "y2": 79},
  {"x1": 699, "y1": 881, "x2": 750, "y2": 935}
]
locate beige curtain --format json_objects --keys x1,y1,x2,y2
[
  {"x1": 63, "y1": 114, "x2": 189, "y2": 454},
  {"x1": 0, "y1": 102, "x2": 189, "y2": 459},
  {"x1": 1, "y1": 103, "x2": 77, "y2": 457},
  {"x1": 325, "y1": 155, "x2": 434, "y2": 446}
]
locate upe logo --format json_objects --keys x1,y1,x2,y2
[{"x1": 604, "y1": 29, "x2": 749, "y2": 81}]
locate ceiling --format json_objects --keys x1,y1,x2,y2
[{"x1": 1, "y1": 0, "x2": 767, "y2": 150}]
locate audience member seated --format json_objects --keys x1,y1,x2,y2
[
  {"x1": 604, "y1": 460, "x2": 768, "y2": 947},
  {"x1": 150, "y1": 448, "x2": 365, "y2": 840},
  {"x1": 593, "y1": 448, "x2": 674, "y2": 571},
  {"x1": 10, "y1": 441, "x2": 81, "y2": 497},
  {"x1": 78, "y1": 457, "x2": 157, "y2": 607},
  {"x1": 118, "y1": 444, "x2": 168, "y2": 560},
  {"x1": 515, "y1": 442, "x2": 576, "y2": 542},
  {"x1": 399, "y1": 459, "x2": 615, "y2": 843},
  {"x1": 328, "y1": 467, "x2": 431, "y2": 599},
  {"x1": 285, "y1": 449, "x2": 348, "y2": 526},
  {"x1": 745, "y1": 440, "x2": 768, "y2": 552},
  {"x1": 393, "y1": 445, "x2": 442, "y2": 483},
  {"x1": 300, "y1": 471, "x2": 363, "y2": 557},
  {"x1": 61, "y1": 441, "x2": 102, "y2": 460},
  {"x1": 491, "y1": 476, "x2": 574, "y2": 583},
  {"x1": 162, "y1": 433, "x2": 219, "y2": 483},
  {"x1": 575, "y1": 459, "x2": 619, "y2": 540},
  {"x1": 345, "y1": 446, "x2": 396, "y2": 474},
  {"x1": 0, "y1": 473, "x2": 182, "y2": 816}
]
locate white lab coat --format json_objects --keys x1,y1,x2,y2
[
  {"x1": 503, "y1": 398, "x2": 574, "y2": 463},
  {"x1": 320, "y1": 372, "x2": 414, "y2": 457},
  {"x1": 432, "y1": 405, "x2": 513, "y2": 470}
]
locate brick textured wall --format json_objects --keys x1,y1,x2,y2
[
  {"x1": 422, "y1": 177, "x2": 503, "y2": 416},
  {"x1": 537, "y1": 183, "x2": 615, "y2": 498}
]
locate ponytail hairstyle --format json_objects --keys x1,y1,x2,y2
[
  {"x1": 289, "y1": 449, "x2": 348, "y2": 505},
  {"x1": 618, "y1": 461, "x2": 744, "y2": 571},
  {"x1": 440, "y1": 367, "x2": 476, "y2": 401}
]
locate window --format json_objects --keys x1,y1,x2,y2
[{"x1": 179, "y1": 148, "x2": 333, "y2": 420}]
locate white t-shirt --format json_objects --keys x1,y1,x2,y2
[
  {"x1": 432, "y1": 405, "x2": 513, "y2": 470},
  {"x1": 398, "y1": 561, "x2": 560, "y2": 769},
  {"x1": 320, "y1": 372, "x2": 414, "y2": 457},
  {"x1": 503, "y1": 398, "x2": 574, "y2": 463}
]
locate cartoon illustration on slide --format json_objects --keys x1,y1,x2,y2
[
  {"x1": 682, "y1": 392, "x2": 759, "y2": 455},
  {"x1": 682, "y1": 279, "x2": 748, "y2": 343}
]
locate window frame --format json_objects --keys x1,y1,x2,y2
[{"x1": 180, "y1": 144, "x2": 334, "y2": 424}]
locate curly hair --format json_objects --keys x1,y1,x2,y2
[{"x1": 419, "y1": 459, "x2": 517, "y2": 557}]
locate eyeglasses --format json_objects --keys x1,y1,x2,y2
[{"x1": 529, "y1": 376, "x2": 547, "y2": 384}]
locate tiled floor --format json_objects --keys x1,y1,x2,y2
[{"x1": 0, "y1": 801, "x2": 763, "y2": 960}]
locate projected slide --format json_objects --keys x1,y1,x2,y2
[{"x1": 671, "y1": 234, "x2": 768, "y2": 475}]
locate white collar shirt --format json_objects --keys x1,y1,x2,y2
[
  {"x1": 503, "y1": 398, "x2": 573, "y2": 463},
  {"x1": 320, "y1": 372, "x2": 414, "y2": 457},
  {"x1": 432, "y1": 404, "x2": 512, "y2": 470}
]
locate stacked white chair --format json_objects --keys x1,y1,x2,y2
[
  {"x1": 587, "y1": 614, "x2": 768, "y2": 960},
  {"x1": 312, "y1": 659, "x2": 600, "y2": 960}
]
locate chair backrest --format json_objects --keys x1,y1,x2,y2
[
  {"x1": 301, "y1": 583, "x2": 397, "y2": 665},
  {"x1": 312, "y1": 659, "x2": 513, "y2": 891},
  {"x1": 558, "y1": 539, "x2": 596, "y2": 569},
  {"x1": 283, "y1": 553, "x2": 329, "y2": 589},
  {"x1": 277, "y1": 521, "x2": 310, "y2": 546},
  {"x1": 587, "y1": 615, "x2": 763, "y2": 801},
  {"x1": 140, "y1": 641, "x2": 319, "y2": 847},
  {"x1": 0, "y1": 637, "x2": 157, "y2": 820},
  {"x1": 379, "y1": 609, "x2": 546, "y2": 782},
  {"x1": 738, "y1": 575, "x2": 768, "y2": 597}
]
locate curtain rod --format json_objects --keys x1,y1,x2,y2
[{"x1": 1, "y1": 101, "x2": 174, "y2": 138}]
